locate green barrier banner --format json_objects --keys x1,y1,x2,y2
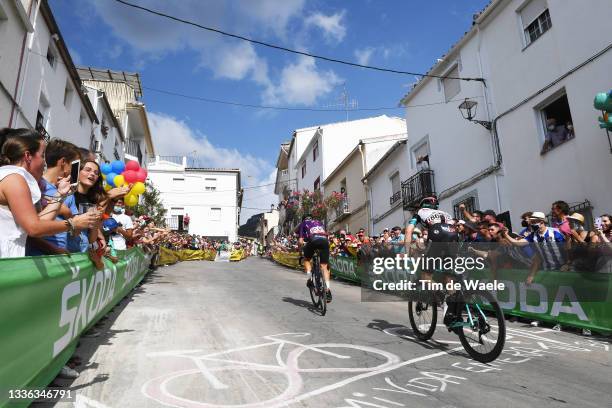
[
  {"x1": 328, "y1": 255, "x2": 362, "y2": 283},
  {"x1": 468, "y1": 268, "x2": 612, "y2": 334},
  {"x1": 0, "y1": 248, "x2": 152, "y2": 408}
]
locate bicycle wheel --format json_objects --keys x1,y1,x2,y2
[
  {"x1": 408, "y1": 292, "x2": 437, "y2": 340},
  {"x1": 457, "y1": 291, "x2": 506, "y2": 363},
  {"x1": 319, "y1": 276, "x2": 327, "y2": 316}
]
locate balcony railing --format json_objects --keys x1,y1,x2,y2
[
  {"x1": 333, "y1": 197, "x2": 350, "y2": 221},
  {"x1": 125, "y1": 139, "x2": 143, "y2": 165},
  {"x1": 401, "y1": 170, "x2": 435, "y2": 210},
  {"x1": 389, "y1": 191, "x2": 401, "y2": 206}
]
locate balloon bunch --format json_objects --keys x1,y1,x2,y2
[{"x1": 100, "y1": 160, "x2": 148, "y2": 207}]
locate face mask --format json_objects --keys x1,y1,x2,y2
[
  {"x1": 412, "y1": 234, "x2": 419, "y2": 240},
  {"x1": 521, "y1": 220, "x2": 528, "y2": 227},
  {"x1": 530, "y1": 224, "x2": 540, "y2": 232},
  {"x1": 114, "y1": 206, "x2": 124, "y2": 214}
]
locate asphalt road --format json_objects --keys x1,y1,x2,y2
[{"x1": 44, "y1": 257, "x2": 610, "y2": 408}]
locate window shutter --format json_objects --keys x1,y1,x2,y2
[{"x1": 520, "y1": 0, "x2": 547, "y2": 27}]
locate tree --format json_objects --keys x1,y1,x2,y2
[{"x1": 133, "y1": 181, "x2": 167, "y2": 226}]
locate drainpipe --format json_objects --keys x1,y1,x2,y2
[{"x1": 358, "y1": 141, "x2": 371, "y2": 234}]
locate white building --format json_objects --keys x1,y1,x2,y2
[
  {"x1": 82, "y1": 85, "x2": 125, "y2": 163},
  {"x1": 0, "y1": 0, "x2": 34, "y2": 126},
  {"x1": 292, "y1": 115, "x2": 407, "y2": 194},
  {"x1": 78, "y1": 67, "x2": 154, "y2": 168},
  {"x1": 399, "y1": 0, "x2": 612, "y2": 229},
  {"x1": 256, "y1": 208, "x2": 279, "y2": 247},
  {"x1": 3, "y1": 0, "x2": 98, "y2": 147},
  {"x1": 362, "y1": 140, "x2": 410, "y2": 235},
  {"x1": 147, "y1": 156, "x2": 242, "y2": 242}
]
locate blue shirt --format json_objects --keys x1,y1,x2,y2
[{"x1": 27, "y1": 179, "x2": 77, "y2": 255}]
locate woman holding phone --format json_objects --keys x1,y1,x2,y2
[
  {"x1": 67, "y1": 160, "x2": 107, "y2": 262},
  {"x1": 0, "y1": 129, "x2": 98, "y2": 258}
]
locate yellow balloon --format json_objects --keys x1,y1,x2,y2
[
  {"x1": 113, "y1": 174, "x2": 125, "y2": 187},
  {"x1": 124, "y1": 194, "x2": 138, "y2": 207},
  {"x1": 131, "y1": 181, "x2": 146, "y2": 195},
  {"x1": 104, "y1": 184, "x2": 112, "y2": 192},
  {"x1": 101, "y1": 174, "x2": 106, "y2": 180}
]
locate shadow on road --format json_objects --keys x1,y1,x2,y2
[
  {"x1": 366, "y1": 318, "x2": 468, "y2": 356},
  {"x1": 281, "y1": 296, "x2": 321, "y2": 315}
]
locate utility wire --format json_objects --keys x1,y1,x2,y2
[
  {"x1": 111, "y1": 0, "x2": 484, "y2": 82},
  {"x1": 27, "y1": 49, "x2": 478, "y2": 112}
]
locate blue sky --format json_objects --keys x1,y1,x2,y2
[{"x1": 51, "y1": 0, "x2": 490, "y2": 221}]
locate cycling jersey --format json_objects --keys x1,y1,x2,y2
[{"x1": 297, "y1": 219, "x2": 327, "y2": 241}]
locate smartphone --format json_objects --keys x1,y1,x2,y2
[
  {"x1": 70, "y1": 159, "x2": 80, "y2": 186},
  {"x1": 594, "y1": 217, "x2": 602, "y2": 230}
]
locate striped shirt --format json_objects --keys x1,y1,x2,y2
[{"x1": 525, "y1": 227, "x2": 566, "y2": 270}]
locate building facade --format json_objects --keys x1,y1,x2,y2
[
  {"x1": 400, "y1": 0, "x2": 612, "y2": 228},
  {"x1": 147, "y1": 156, "x2": 242, "y2": 242},
  {"x1": 78, "y1": 67, "x2": 154, "y2": 168},
  {"x1": 4, "y1": 0, "x2": 98, "y2": 148},
  {"x1": 323, "y1": 136, "x2": 406, "y2": 233},
  {"x1": 362, "y1": 140, "x2": 410, "y2": 235}
]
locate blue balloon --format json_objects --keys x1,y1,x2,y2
[
  {"x1": 106, "y1": 172, "x2": 117, "y2": 187},
  {"x1": 111, "y1": 160, "x2": 125, "y2": 174},
  {"x1": 100, "y1": 163, "x2": 113, "y2": 175}
]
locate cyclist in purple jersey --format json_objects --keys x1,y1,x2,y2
[{"x1": 295, "y1": 214, "x2": 332, "y2": 302}]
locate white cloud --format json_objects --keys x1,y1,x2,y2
[
  {"x1": 305, "y1": 11, "x2": 347, "y2": 43},
  {"x1": 354, "y1": 47, "x2": 375, "y2": 65},
  {"x1": 263, "y1": 57, "x2": 342, "y2": 106},
  {"x1": 89, "y1": 0, "x2": 339, "y2": 106},
  {"x1": 69, "y1": 47, "x2": 83, "y2": 65},
  {"x1": 147, "y1": 112, "x2": 276, "y2": 222}
]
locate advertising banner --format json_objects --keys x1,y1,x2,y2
[
  {"x1": 272, "y1": 251, "x2": 301, "y2": 269},
  {"x1": 0, "y1": 248, "x2": 152, "y2": 408},
  {"x1": 156, "y1": 248, "x2": 220, "y2": 265}
]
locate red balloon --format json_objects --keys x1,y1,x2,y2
[
  {"x1": 125, "y1": 160, "x2": 140, "y2": 172},
  {"x1": 136, "y1": 168, "x2": 148, "y2": 182},
  {"x1": 123, "y1": 170, "x2": 137, "y2": 183}
]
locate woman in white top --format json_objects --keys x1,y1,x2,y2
[{"x1": 0, "y1": 128, "x2": 97, "y2": 258}]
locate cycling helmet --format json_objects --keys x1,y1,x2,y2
[{"x1": 419, "y1": 196, "x2": 439, "y2": 209}]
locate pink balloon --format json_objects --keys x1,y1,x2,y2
[
  {"x1": 125, "y1": 160, "x2": 140, "y2": 172},
  {"x1": 123, "y1": 170, "x2": 138, "y2": 183},
  {"x1": 136, "y1": 168, "x2": 147, "y2": 182}
]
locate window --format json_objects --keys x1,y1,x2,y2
[
  {"x1": 519, "y1": 0, "x2": 551, "y2": 46},
  {"x1": 210, "y1": 207, "x2": 221, "y2": 221},
  {"x1": 63, "y1": 81, "x2": 74, "y2": 109},
  {"x1": 172, "y1": 177, "x2": 185, "y2": 191},
  {"x1": 443, "y1": 65, "x2": 460, "y2": 102},
  {"x1": 312, "y1": 141, "x2": 319, "y2": 161},
  {"x1": 205, "y1": 177, "x2": 217, "y2": 191},
  {"x1": 79, "y1": 110, "x2": 86, "y2": 126},
  {"x1": 46, "y1": 43, "x2": 57, "y2": 68},
  {"x1": 313, "y1": 177, "x2": 320, "y2": 191},
  {"x1": 301, "y1": 162, "x2": 306, "y2": 178},
  {"x1": 281, "y1": 169, "x2": 288, "y2": 177},
  {"x1": 453, "y1": 196, "x2": 477, "y2": 221},
  {"x1": 539, "y1": 93, "x2": 574, "y2": 154},
  {"x1": 390, "y1": 172, "x2": 400, "y2": 195},
  {"x1": 411, "y1": 138, "x2": 430, "y2": 170}
]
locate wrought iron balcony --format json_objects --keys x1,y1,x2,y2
[
  {"x1": 125, "y1": 139, "x2": 143, "y2": 165},
  {"x1": 401, "y1": 170, "x2": 435, "y2": 210},
  {"x1": 333, "y1": 196, "x2": 350, "y2": 221},
  {"x1": 389, "y1": 191, "x2": 401, "y2": 206}
]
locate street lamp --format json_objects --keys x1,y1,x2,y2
[{"x1": 458, "y1": 98, "x2": 492, "y2": 130}]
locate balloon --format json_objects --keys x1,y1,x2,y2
[
  {"x1": 106, "y1": 172, "x2": 117, "y2": 187},
  {"x1": 131, "y1": 181, "x2": 146, "y2": 195},
  {"x1": 104, "y1": 184, "x2": 112, "y2": 192},
  {"x1": 113, "y1": 174, "x2": 125, "y2": 187},
  {"x1": 124, "y1": 194, "x2": 138, "y2": 207},
  {"x1": 101, "y1": 174, "x2": 106, "y2": 180},
  {"x1": 125, "y1": 160, "x2": 140, "y2": 172},
  {"x1": 136, "y1": 168, "x2": 147, "y2": 182},
  {"x1": 123, "y1": 170, "x2": 137, "y2": 183},
  {"x1": 111, "y1": 160, "x2": 125, "y2": 174},
  {"x1": 100, "y1": 163, "x2": 112, "y2": 175}
]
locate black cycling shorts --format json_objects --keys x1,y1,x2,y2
[{"x1": 303, "y1": 236, "x2": 329, "y2": 264}]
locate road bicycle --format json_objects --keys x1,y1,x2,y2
[
  {"x1": 142, "y1": 332, "x2": 400, "y2": 408},
  {"x1": 308, "y1": 250, "x2": 328, "y2": 316},
  {"x1": 408, "y1": 274, "x2": 506, "y2": 363}
]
